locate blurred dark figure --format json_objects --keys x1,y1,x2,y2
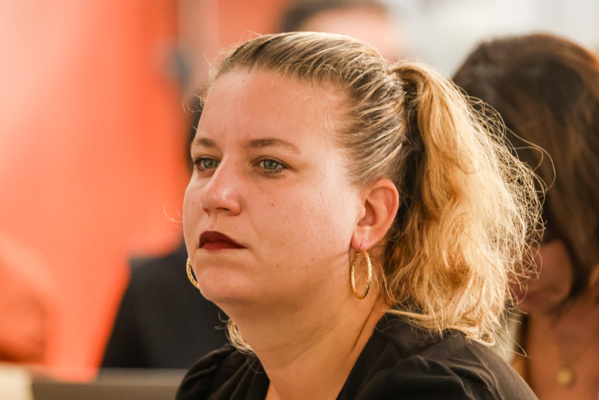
[
  {"x1": 281, "y1": 0, "x2": 405, "y2": 62},
  {"x1": 101, "y1": 100, "x2": 228, "y2": 369},
  {"x1": 453, "y1": 33, "x2": 599, "y2": 400}
]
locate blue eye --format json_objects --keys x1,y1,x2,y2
[
  {"x1": 193, "y1": 157, "x2": 220, "y2": 171},
  {"x1": 260, "y1": 159, "x2": 283, "y2": 171},
  {"x1": 254, "y1": 157, "x2": 287, "y2": 176}
]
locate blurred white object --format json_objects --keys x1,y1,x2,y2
[
  {"x1": 0, "y1": 364, "x2": 33, "y2": 400},
  {"x1": 386, "y1": 0, "x2": 599, "y2": 75}
]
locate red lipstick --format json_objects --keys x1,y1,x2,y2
[{"x1": 200, "y1": 231, "x2": 245, "y2": 251}]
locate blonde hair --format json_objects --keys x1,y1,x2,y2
[{"x1": 204, "y1": 32, "x2": 541, "y2": 350}]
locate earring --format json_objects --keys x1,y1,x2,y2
[
  {"x1": 186, "y1": 258, "x2": 201, "y2": 290},
  {"x1": 350, "y1": 249, "x2": 372, "y2": 300}
]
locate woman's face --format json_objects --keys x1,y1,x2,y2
[
  {"x1": 512, "y1": 239, "x2": 573, "y2": 314},
  {"x1": 183, "y1": 70, "x2": 365, "y2": 310}
]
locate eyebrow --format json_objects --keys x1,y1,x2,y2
[
  {"x1": 192, "y1": 137, "x2": 217, "y2": 149},
  {"x1": 192, "y1": 136, "x2": 300, "y2": 154},
  {"x1": 245, "y1": 138, "x2": 300, "y2": 154}
]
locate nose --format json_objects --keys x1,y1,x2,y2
[{"x1": 199, "y1": 160, "x2": 242, "y2": 216}]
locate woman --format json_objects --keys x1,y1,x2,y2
[
  {"x1": 179, "y1": 32, "x2": 540, "y2": 399},
  {"x1": 453, "y1": 33, "x2": 599, "y2": 400}
]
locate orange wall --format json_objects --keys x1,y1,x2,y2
[
  {"x1": 0, "y1": 0, "x2": 294, "y2": 379},
  {"x1": 0, "y1": 0, "x2": 186, "y2": 378}
]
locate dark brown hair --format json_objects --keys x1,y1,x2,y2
[{"x1": 453, "y1": 33, "x2": 599, "y2": 302}]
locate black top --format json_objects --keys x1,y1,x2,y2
[
  {"x1": 176, "y1": 314, "x2": 537, "y2": 400},
  {"x1": 101, "y1": 242, "x2": 229, "y2": 369}
]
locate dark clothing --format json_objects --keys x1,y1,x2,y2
[
  {"x1": 101, "y1": 242, "x2": 228, "y2": 369},
  {"x1": 176, "y1": 314, "x2": 537, "y2": 400}
]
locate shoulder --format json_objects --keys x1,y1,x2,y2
[
  {"x1": 348, "y1": 315, "x2": 537, "y2": 400},
  {"x1": 356, "y1": 353, "x2": 533, "y2": 400},
  {"x1": 176, "y1": 344, "x2": 258, "y2": 400}
]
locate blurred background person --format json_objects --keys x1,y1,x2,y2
[
  {"x1": 280, "y1": 0, "x2": 407, "y2": 62},
  {"x1": 453, "y1": 33, "x2": 599, "y2": 400}
]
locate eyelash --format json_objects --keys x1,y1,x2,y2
[
  {"x1": 255, "y1": 157, "x2": 287, "y2": 175},
  {"x1": 192, "y1": 157, "x2": 220, "y2": 172},
  {"x1": 191, "y1": 156, "x2": 288, "y2": 176}
]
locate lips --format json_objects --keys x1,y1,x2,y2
[{"x1": 199, "y1": 231, "x2": 245, "y2": 251}]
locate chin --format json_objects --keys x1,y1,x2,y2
[{"x1": 196, "y1": 270, "x2": 258, "y2": 306}]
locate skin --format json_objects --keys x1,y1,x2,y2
[
  {"x1": 512, "y1": 239, "x2": 573, "y2": 314},
  {"x1": 299, "y1": 7, "x2": 404, "y2": 62},
  {"x1": 512, "y1": 239, "x2": 599, "y2": 399},
  {"x1": 183, "y1": 70, "x2": 398, "y2": 400}
]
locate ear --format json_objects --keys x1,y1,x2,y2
[{"x1": 351, "y1": 178, "x2": 399, "y2": 251}]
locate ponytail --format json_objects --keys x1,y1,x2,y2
[{"x1": 383, "y1": 63, "x2": 540, "y2": 343}]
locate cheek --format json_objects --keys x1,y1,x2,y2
[
  {"x1": 262, "y1": 181, "x2": 357, "y2": 256},
  {"x1": 533, "y1": 252, "x2": 573, "y2": 293},
  {"x1": 182, "y1": 183, "x2": 203, "y2": 247},
  {"x1": 535, "y1": 241, "x2": 573, "y2": 288},
  {"x1": 517, "y1": 240, "x2": 574, "y2": 312}
]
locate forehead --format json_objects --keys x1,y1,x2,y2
[{"x1": 200, "y1": 69, "x2": 348, "y2": 145}]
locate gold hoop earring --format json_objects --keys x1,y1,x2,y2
[
  {"x1": 186, "y1": 258, "x2": 200, "y2": 290},
  {"x1": 350, "y1": 249, "x2": 372, "y2": 300}
]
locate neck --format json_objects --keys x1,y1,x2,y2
[
  {"x1": 225, "y1": 292, "x2": 388, "y2": 400},
  {"x1": 523, "y1": 294, "x2": 599, "y2": 399}
]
